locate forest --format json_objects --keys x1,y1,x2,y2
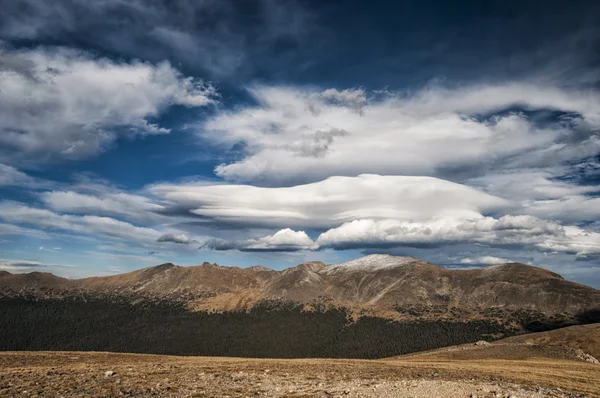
[{"x1": 0, "y1": 297, "x2": 517, "y2": 358}]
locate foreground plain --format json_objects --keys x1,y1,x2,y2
[{"x1": 0, "y1": 349, "x2": 598, "y2": 398}]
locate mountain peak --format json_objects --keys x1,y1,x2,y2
[
  {"x1": 479, "y1": 262, "x2": 565, "y2": 280},
  {"x1": 155, "y1": 262, "x2": 179, "y2": 270},
  {"x1": 288, "y1": 261, "x2": 327, "y2": 273},
  {"x1": 248, "y1": 265, "x2": 274, "y2": 272},
  {"x1": 321, "y1": 254, "x2": 420, "y2": 275}
]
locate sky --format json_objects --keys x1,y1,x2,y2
[{"x1": 1, "y1": 0, "x2": 600, "y2": 287}]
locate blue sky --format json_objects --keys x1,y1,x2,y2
[{"x1": 1, "y1": 0, "x2": 600, "y2": 287}]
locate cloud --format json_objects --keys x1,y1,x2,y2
[
  {"x1": 0, "y1": 0, "x2": 315, "y2": 78},
  {"x1": 150, "y1": 173, "x2": 600, "y2": 257},
  {"x1": 0, "y1": 164, "x2": 38, "y2": 186},
  {"x1": 0, "y1": 45, "x2": 216, "y2": 164},
  {"x1": 0, "y1": 222, "x2": 49, "y2": 239},
  {"x1": 459, "y1": 256, "x2": 512, "y2": 265},
  {"x1": 202, "y1": 228, "x2": 317, "y2": 252},
  {"x1": 315, "y1": 216, "x2": 600, "y2": 257},
  {"x1": 201, "y1": 84, "x2": 600, "y2": 184},
  {"x1": 0, "y1": 163, "x2": 53, "y2": 188},
  {"x1": 151, "y1": 174, "x2": 506, "y2": 229},
  {"x1": 0, "y1": 202, "x2": 162, "y2": 245},
  {"x1": 0, "y1": 259, "x2": 75, "y2": 273},
  {"x1": 38, "y1": 246, "x2": 62, "y2": 253},
  {"x1": 468, "y1": 169, "x2": 600, "y2": 224},
  {"x1": 40, "y1": 190, "x2": 166, "y2": 223},
  {"x1": 157, "y1": 233, "x2": 197, "y2": 245},
  {"x1": 320, "y1": 88, "x2": 367, "y2": 111}
]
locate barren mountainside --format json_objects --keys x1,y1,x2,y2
[
  {"x1": 1, "y1": 254, "x2": 599, "y2": 315},
  {"x1": 1, "y1": 254, "x2": 599, "y2": 359}
]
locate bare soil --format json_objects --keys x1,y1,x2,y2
[{"x1": 0, "y1": 350, "x2": 598, "y2": 397}]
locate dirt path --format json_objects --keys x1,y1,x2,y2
[{"x1": 0, "y1": 351, "x2": 597, "y2": 397}]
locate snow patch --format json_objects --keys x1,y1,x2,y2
[{"x1": 321, "y1": 254, "x2": 418, "y2": 275}]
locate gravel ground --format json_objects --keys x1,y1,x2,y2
[{"x1": 0, "y1": 352, "x2": 595, "y2": 398}]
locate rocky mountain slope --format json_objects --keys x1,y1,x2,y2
[
  {"x1": 2, "y1": 254, "x2": 598, "y2": 315},
  {"x1": 1, "y1": 254, "x2": 599, "y2": 358}
]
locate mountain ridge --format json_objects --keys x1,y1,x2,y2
[
  {"x1": 1, "y1": 255, "x2": 598, "y2": 316},
  {"x1": 1, "y1": 254, "x2": 599, "y2": 359}
]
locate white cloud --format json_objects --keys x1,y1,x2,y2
[
  {"x1": 0, "y1": 202, "x2": 162, "y2": 245},
  {"x1": 468, "y1": 170, "x2": 600, "y2": 223},
  {"x1": 202, "y1": 84, "x2": 600, "y2": 184},
  {"x1": 523, "y1": 196, "x2": 600, "y2": 224},
  {"x1": 469, "y1": 170, "x2": 598, "y2": 200},
  {"x1": 151, "y1": 173, "x2": 600, "y2": 256},
  {"x1": 151, "y1": 174, "x2": 506, "y2": 229},
  {"x1": 460, "y1": 256, "x2": 512, "y2": 265},
  {"x1": 0, "y1": 222, "x2": 49, "y2": 238},
  {"x1": 320, "y1": 88, "x2": 367, "y2": 110},
  {"x1": 157, "y1": 233, "x2": 196, "y2": 245},
  {"x1": 315, "y1": 216, "x2": 600, "y2": 257},
  {"x1": 203, "y1": 228, "x2": 317, "y2": 252},
  {"x1": 0, "y1": 163, "x2": 51, "y2": 188},
  {"x1": 0, "y1": 258, "x2": 75, "y2": 273},
  {"x1": 41, "y1": 190, "x2": 166, "y2": 223},
  {"x1": 0, "y1": 163, "x2": 35, "y2": 186},
  {"x1": 0, "y1": 45, "x2": 216, "y2": 164}
]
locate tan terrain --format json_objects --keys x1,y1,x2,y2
[
  {"x1": 1, "y1": 256, "x2": 599, "y2": 396},
  {"x1": 0, "y1": 348, "x2": 598, "y2": 398},
  {"x1": 2, "y1": 324, "x2": 599, "y2": 397},
  {"x1": 499, "y1": 323, "x2": 600, "y2": 358},
  {"x1": 2, "y1": 255, "x2": 599, "y2": 315},
  {"x1": 4, "y1": 324, "x2": 599, "y2": 397}
]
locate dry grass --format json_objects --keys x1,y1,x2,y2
[
  {"x1": 0, "y1": 350, "x2": 598, "y2": 397},
  {"x1": 500, "y1": 323, "x2": 600, "y2": 358}
]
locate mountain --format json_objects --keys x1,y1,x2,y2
[
  {"x1": 1, "y1": 254, "x2": 598, "y2": 358},
  {"x1": 2, "y1": 254, "x2": 597, "y2": 314}
]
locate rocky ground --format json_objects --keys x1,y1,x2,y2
[{"x1": 0, "y1": 350, "x2": 598, "y2": 398}]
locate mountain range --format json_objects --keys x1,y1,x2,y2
[{"x1": 1, "y1": 254, "x2": 599, "y2": 358}]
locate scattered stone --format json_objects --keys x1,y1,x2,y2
[
  {"x1": 475, "y1": 340, "x2": 490, "y2": 346},
  {"x1": 574, "y1": 349, "x2": 600, "y2": 364},
  {"x1": 104, "y1": 370, "x2": 116, "y2": 377}
]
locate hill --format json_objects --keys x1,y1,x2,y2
[{"x1": 499, "y1": 323, "x2": 600, "y2": 359}]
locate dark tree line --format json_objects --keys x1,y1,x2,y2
[{"x1": 0, "y1": 297, "x2": 517, "y2": 358}]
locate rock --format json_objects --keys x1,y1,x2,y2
[
  {"x1": 475, "y1": 340, "x2": 489, "y2": 346},
  {"x1": 574, "y1": 349, "x2": 600, "y2": 364},
  {"x1": 104, "y1": 370, "x2": 116, "y2": 377}
]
